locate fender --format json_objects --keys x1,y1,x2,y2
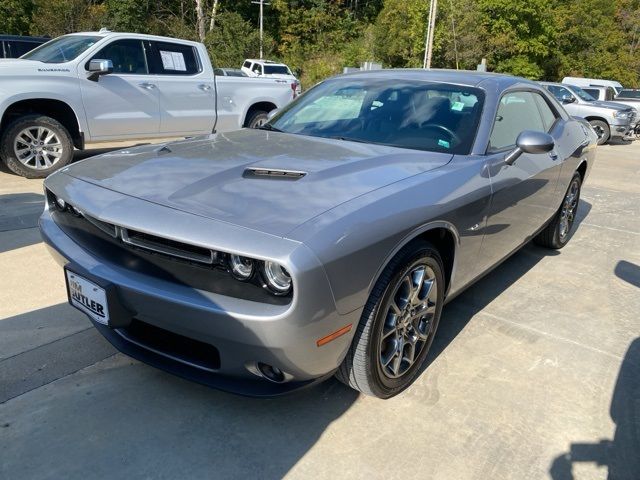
[{"x1": 366, "y1": 220, "x2": 461, "y2": 302}]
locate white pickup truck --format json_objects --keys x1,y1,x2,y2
[{"x1": 0, "y1": 30, "x2": 297, "y2": 178}]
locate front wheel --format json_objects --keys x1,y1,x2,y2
[
  {"x1": 0, "y1": 115, "x2": 73, "y2": 178},
  {"x1": 336, "y1": 240, "x2": 445, "y2": 398},
  {"x1": 589, "y1": 119, "x2": 610, "y2": 145},
  {"x1": 534, "y1": 172, "x2": 582, "y2": 249}
]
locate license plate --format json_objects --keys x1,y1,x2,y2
[{"x1": 66, "y1": 270, "x2": 110, "y2": 325}]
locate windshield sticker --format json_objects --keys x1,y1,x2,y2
[
  {"x1": 160, "y1": 51, "x2": 187, "y2": 71},
  {"x1": 438, "y1": 139, "x2": 450, "y2": 148},
  {"x1": 451, "y1": 101, "x2": 465, "y2": 111}
]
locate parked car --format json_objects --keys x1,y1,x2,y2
[
  {"x1": 617, "y1": 89, "x2": 640, "y2": 99},
  {"x1": 242, "y1": 58, "x2": 301, "y2": 95},
  {"x1": 214, "y1": 67, "x2": 247, "y2": 77},
  {"x1": 562, "y1": 76, "x2": 624, "y2": 95},
  {"x1": 0, "y1": 35, "x2": 48, "y2": 58},
  {"x1": 41, "y1": 70, "x2": 597, "y2": 398},
  {"x1": 541, "y1": 82, "x2": 635, "y2": 144},
  {"x1": 615, "y1": 89, "x2": 640, "y2": 138},
  {"x1": 0, "y1": 30, "x2": 297, "y2": 178}
]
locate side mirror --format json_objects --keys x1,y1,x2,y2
[
  {"x1": 504, "y1": 130, "x2": 555, "y2": 166},
  {"x1": 561, "y1": 94, "x2": 576, "y2": 104},
  {"x1": 267, "y1": 109, "x2": 279, "y2": 120},
  {"x1": 87, "y1": 59, "x2": 113, "y2": 81}
]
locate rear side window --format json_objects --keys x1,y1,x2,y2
[
  {"x1": 252, "y1": 63, "x2": 263, "y2": 75},
  {"x1": 89, "y1": 39, "x2": 148, "y2": 74},
  {"x1": 264, "y1": 65, "x2": 290, "y2": 75},
  {"x1": 489, "y1": 91, "x2": 546, "y2": 151},
  {"x1": 151, "y1": 41, "x2": 200, "y2": 75},
  {"x1": 243, "y1": 61, "x2": 251, "y2": 68}
]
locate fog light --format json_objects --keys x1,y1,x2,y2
[
  {"x1": 257, "y1": 362, "x2": 285, "y2": 383},
  {"x1": 229, "y1": 254, "x2": 255, "y2": 280}
]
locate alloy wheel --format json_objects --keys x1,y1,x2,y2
[
  {"x1": 13, "y1": 126, "x2": 64, "y2": 170},
  {"x1": 559, "y1": 178, "x2": 580, "y2": 240},
  {"x1": 379, "y1": 263, "x2": 438, "y2": 379}
]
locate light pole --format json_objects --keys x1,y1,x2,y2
[
  {"x1": 251, "y1": 0, "x2": 271, "y2": 60},
  {"x1": 423, "y1": 0, "x2": 438, "y2": 69}
]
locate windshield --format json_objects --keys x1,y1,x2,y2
[
  {"x1": 264, "y1": 65, "x2": 291, "y2": 75},
  {"x1": 21, "y1": 35, "x2": 101, "y2": 63},
  {"x1": 269, "y1": 79, "x2": 484, "y2": 155},
  {"x1": 619, "y1": 90, "x2": 640, "y2": 99},
  {"x1": 568, "y1": 85, "x2": 596, "y2": 102}
]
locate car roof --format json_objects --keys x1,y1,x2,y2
[
  {"x1": 66, "y1": 31, "x2": 202, "y2": 47},
  {"x1": 245, "y1": 59, "x2": 287, "y2": 66},
  {"x1": 337, "y1": 68, "x2": 537, "y2": 89}
]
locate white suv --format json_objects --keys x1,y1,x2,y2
[{"x1": 242, "y1": 59, "x2": 301, "y2": 95}]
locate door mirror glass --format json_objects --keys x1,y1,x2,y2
[
  {"x1": 267, "y1": 108, "x2": 279, "y2": 120},
  {"x1": 561, "y1": 94, "x2": 575, "y2": 104}
]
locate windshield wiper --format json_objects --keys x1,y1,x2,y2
[
  {"x1": 328, "y1": 136, "x2": 371, "y2": 144},
  {"x1": 257, "y1": 124, "x2": 283, "y2": 132}
]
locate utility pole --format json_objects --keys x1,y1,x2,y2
[
  {"x1": 251, "y1": 0, "x2": 270, "y2": 60},
  {"x1": 423, "y1": 0, "x2": 438, "y2": 69}
]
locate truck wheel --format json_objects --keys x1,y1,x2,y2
[
  {"x1": 589, "y1": 119, "x2": 610, "y2": 145},
  {"x1": 245, "y1": 110, "x2": 269, "y2": 129},
  {"x1": 0, "y1": 115, "x2": 73, "y2": 178}
]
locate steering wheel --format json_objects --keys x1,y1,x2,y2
[{"x1": 420, "y1": 123, "x2": 461, "y2": 146}]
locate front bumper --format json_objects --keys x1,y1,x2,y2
[
  {"x1": 610, "y1": 118, "x2": 633, "y2": 139},
  {"x1": 40, "y1": 207, "x2": 360, "y2": 396}
]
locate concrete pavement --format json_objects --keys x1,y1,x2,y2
[{"x1": 1, "y1": 141, "x2": 638, "y2": 479}]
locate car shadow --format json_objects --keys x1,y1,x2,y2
[
  {"x1": 548, "y1": 337, "x2": 640, "y2": 480},
  {"x1": 615, "y1": 260, "x2": 640, "y2": 288},
  {"x1": 426, "y1": 199, "x2": 591, "y2": 367},
  {"x1": 0, "y1": 192, "x2": 45, "y2": 253}
]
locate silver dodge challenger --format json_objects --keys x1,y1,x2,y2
[{"x1": 40, "y1": 70, "x2": 597, "y2": 398}]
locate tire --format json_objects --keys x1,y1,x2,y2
[
  {"x1": 589, "y1": 119, "x2": 610, "y2": 145},
  {"x1": 244, "y1": 110, "x2": 269, "y2": 129},
  {"x1": 0, "y1": 115, "x2": 73, "y2": 178},
  {"x1": 336, "y1": 240, "x2": 445, "y2": 398},
  {"x1": 534, "y1": 172, "x2": 582, "y2": 249}
]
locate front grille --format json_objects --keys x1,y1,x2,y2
[
  {"x1": 121, "y1": 228, "x2": 215, "y2": 265},
  {"x1": 117, "y1": 319, "x2": 221, "y2": 371}
]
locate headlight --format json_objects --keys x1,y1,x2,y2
[
  {"x1": 613, "y1": 110, "x2": 630, "y2": 119},
  {"x1": 262, "y1": 261, "x2": 292, "y2": 295},
  {"x1": 229, "y1": 254, "x2": 255, "y2": 280}
]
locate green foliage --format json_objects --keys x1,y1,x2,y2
[
  {"x1": 0, "y1": 0, "x2": 34, "y2": 35},
  {"x1": 204, "y1": 11, "x2": 274, "y2": 68},
  {"x1": 3, "y1": 0, "x2": 638, "y2": 86}
]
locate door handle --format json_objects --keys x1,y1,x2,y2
[
  {"x1": 198, "y1": 84, "x2": 212, "y2": 91},
  {"x1": 138, "y1": 82, "x2": 156, "y2": 90}
]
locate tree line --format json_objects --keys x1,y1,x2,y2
[{"x1": 1, "y1": 0, "x2": 638, "y2": 88}]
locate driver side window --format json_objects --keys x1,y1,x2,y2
[
  {"x1": 88, "y1": 39, "x2": 148, "y2": 74},
  {"x1": 489, "y1": 91, "x2": 546, "y2": 151}
]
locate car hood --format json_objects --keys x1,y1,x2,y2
[
  {"x1": 0, "y1": 59, "x2": 71, "y2": 74},
  {"x1": 62, "y1": 129, "x2": 452, "y2": 237},
  {"x1": 591, "y1": 100, "x2": 633, "y2": 111}
]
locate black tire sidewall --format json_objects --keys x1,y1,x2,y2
[
  {"x1": 367, "y1": 244, "x2": 445, "y2": 397},
  {"x1": 245, "y1": 110, "x2": 269, "y2": 129},
  {"x1": 1, "y1": 115, "x2": 73, "y2": 178}
]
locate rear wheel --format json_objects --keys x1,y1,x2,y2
[
  {"x1": 336, "y1": 240, "x2": 444, "y2": 398},
  {"x1": 534, "y1": 172, "x2": 582, "y2": 249},
  {"x1": 589, "y1": 119, "x2": 610, "y2": 145},
  {"x1": 244, "y1": 110, "x2": 269, "y2": 129},
  {"x1": 0, "y1": 115, "x2": 73, "y2": 178}
]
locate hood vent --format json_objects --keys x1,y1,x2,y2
[{"x1": 243, "y1": 167, "x2": 307, "y2": 180}]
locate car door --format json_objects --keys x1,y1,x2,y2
[
  {"x1": 79, "y1": 39, "x2": 160, "y2": 139},
  {"x1": 478, "y1": 90, "x2": 563, "y2": 270},
  {"x1": 147, "y1": 40, "x2": 216, "y2": 136}
]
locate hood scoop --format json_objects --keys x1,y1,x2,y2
[{"x1": 243, "y1": 167, "x2": 307, "y2": 180}]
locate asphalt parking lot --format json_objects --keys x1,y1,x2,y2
[{"x1": 1, "y1": 141, "x2": 638, "y2": 480}]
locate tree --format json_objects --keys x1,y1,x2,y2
[
  {"x1": 373, "y1": 0, "x2": 429, "y2": 67},
  {"x1": 30, "y1": 0, "x2": 106, "y2": 37},
  {"x1": 0, "y1": 0, "x2": 34, "y2": 35}
]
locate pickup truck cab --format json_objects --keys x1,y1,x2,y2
[
  {"x1": 540, "y1": 82, "x2": 636, "y2": 145},
  {"x1": 0, "y1": 30, "x2": 297, "y2": 178}
]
